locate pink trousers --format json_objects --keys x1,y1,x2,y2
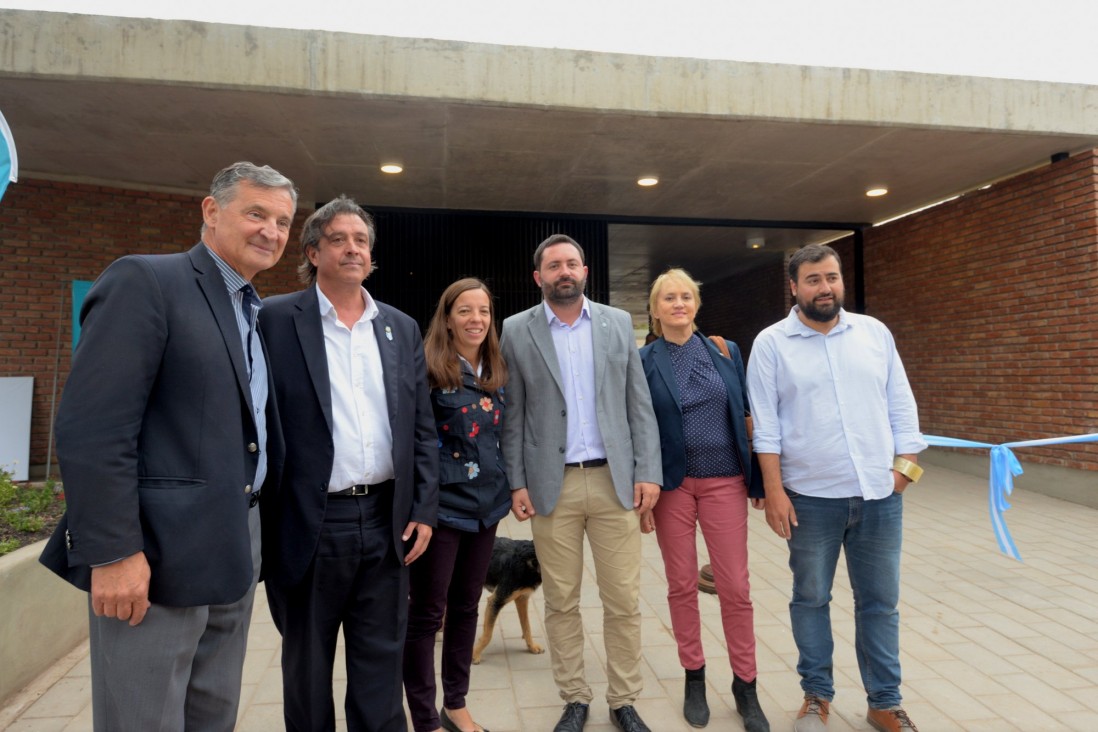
[{"x1": 653, "y1": 474, "x2": 757, "y2": 680}]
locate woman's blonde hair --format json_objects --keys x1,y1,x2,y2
[{"x1": 648, "y1": 268, "x2": 702, "y2": 337}]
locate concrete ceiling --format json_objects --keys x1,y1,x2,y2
[{"x1": 3, "y1": 10, "x2": 1097, "y2": 324}]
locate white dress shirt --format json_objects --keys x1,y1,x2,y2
[
  {"x1": 746, "y1": 307, "x2": 926, "y2": 500},
  {"x1": 317, "y1": 284, "x2": 394, "y2": 491}
]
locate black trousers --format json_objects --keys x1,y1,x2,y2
[
  {"x1": 267, "y1": 492, "x2": 408, "y2": 732},
  {"x1": 402, "y1": 522, "x2": 498, "y2": 732}
]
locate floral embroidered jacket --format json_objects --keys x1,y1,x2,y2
[{"x1": 433, "y1": 367, "x2": 511, "y2": 530}]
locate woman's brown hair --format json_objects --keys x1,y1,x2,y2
[{"x1": 424, "y1": 278, "x2": 508, "y2": 393}]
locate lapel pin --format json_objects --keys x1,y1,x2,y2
[{"x1": 385, "y1": 325, "x2": 393, "y2": 341}]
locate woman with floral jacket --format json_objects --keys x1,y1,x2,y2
[{"x1": 403, "y1": 278, "x2": 510, "y2": 732}]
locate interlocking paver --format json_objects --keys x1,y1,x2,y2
[{"x1": 4, "y1": 460, "x2": 1098, "y2": 730}]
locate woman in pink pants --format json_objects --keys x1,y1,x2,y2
[{"x1": 639, "y1": 268, "x2": 769, "y2": 732}]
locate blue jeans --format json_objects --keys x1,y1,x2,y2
[{"x1": 786, "y1": 490, "x2": 903, "y2": 709}]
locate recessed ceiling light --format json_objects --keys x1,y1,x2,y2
[
  {"x1": 747, "y1": 236, "x2": 765, "y2": 250},
  {"x1": 637, "y1": 176, "x2": 659, "y2": 187},
  {"x1": 380, "y1": 163, "x2": 403, "y2": 174},
  {"x1": 866, "y1": 187, "x2": 888, "y2": 197}
]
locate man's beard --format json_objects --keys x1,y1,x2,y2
[
  {"x1": 543, "y1": 276, "x2": 585, "y2": 304},
  {"x1": 799, "y1": 292, "x2": 842, "y2": 322}
]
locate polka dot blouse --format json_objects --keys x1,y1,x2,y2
[{"x1": 665, "y1": 333, "x2": 743, "y2": 478}]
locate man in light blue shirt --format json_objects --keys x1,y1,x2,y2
[{"x1": 746, "y1": 244, "x2": 926, "y2": 732}]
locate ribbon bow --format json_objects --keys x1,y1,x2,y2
[{"x1": 923, "y1": 432, "x2": 1098, "y2": 561}]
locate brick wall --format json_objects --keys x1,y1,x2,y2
[
  {"x1": 865, "y1": 151, "x2": 1098, "y2": 470},
  {"x1": 0, "y1": 179, "x2": 307, "y2": 476}
]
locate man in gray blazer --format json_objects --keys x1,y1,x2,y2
[
  {"x1": 40, "y1": 162, "x2": 296, "y2": 730},
  {"x1": 501, "y1": 234, "x2": 662, "y2": 732}
]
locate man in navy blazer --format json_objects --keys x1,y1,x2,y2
[
  {"x1": 40, "y1": 162, "x2": 296, "y2": 730},
  {"x1": 260, "y1": 196, "x2": 438, "y2": 732}
]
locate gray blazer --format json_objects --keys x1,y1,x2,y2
[{"x1": 500, "y1": 300, "x2": 662, "y2": 515}]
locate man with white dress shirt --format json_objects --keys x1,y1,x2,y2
[
  {"x1": 260, "y1": 196, "x2": 438, "y2": 732},
  {"x1": 746, "y1": 244, "x2": 925, "y2": 732}
]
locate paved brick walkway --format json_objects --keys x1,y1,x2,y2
[{"x1": 3, "y1": 461, "x2": 1097, "y2": 730}]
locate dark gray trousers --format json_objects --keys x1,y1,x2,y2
[{"x1": 88, "y1": 505, "x2": 261, "y2": 731}]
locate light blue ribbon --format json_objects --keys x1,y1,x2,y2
[
  {"x1": 924, "y1": 432, "x2": 1098, "y2": 561},
  {"x1": 0, "y1": 108, "x2": 16, "y2": 203}
]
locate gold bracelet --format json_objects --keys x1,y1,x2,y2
[{"x1": 892, "y1": 456, "x2": 924, "y2": 483}]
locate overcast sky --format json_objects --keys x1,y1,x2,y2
[{"x1": 9, "y1": 0, "x2": 1098, "y2": 85}]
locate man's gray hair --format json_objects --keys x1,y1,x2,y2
[{"x1": 200, "y1": 161, "x2": 298, "y2": 235}]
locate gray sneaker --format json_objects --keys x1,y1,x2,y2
[{"x1": 793, "y1": 696, "x2": 829, "y2": 732}]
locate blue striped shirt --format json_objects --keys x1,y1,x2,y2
[{"x1": 204, "y1": 245, "x2": 269, "y2": 493}]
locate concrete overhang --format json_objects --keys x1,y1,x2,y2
[{"x1": 3, "y1": 9, "x2": 1097, "y2": 317}]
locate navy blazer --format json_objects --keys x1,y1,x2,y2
[
  {"x1": 639, "y1": 333, "x2": 762, "y2": 498},
  {"x1": 258, "y1": 286, "x2": 438, "y2": 590},
  {"x1": 41, "y1": 244, "x2": 284, "y2": 607}
]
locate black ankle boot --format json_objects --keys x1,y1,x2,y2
[
  {"x1": 683, "y1": 666, "x2": 709, "y2": 727},
  {"x1": 732, "y1": 674, "x2": 770, "y2": 732}
]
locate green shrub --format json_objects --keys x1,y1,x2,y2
[
  {"x1": 22, "y1": 486, "x2": 54, "y2": 513},
  {"x1": 8, "y1": 512, "x2": 44, "y2": 533},
  {"x1": 0, "y1": 469, "x2": 15, "y2": 507},
  {"x1": 0, "y1": 468, "x2": 66, "y2": 556}
]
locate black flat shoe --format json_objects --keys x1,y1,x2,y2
[{"x1": 440, "y1": 706, "x2": 490, "y2": 732}]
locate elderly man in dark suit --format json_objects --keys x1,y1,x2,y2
[
  {"x1": 260, "y1": 195, "x2": 438, "y2": 732},
  {"x1": 40, "y1": 161, "x2": 297, "y2": 731},
  {"x1": 501, "y1": 234, "x2": 662, "y2": 732}
]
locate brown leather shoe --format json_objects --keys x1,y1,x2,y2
[
  {"x1": 794, "y1": 696, "x2": 829, "y2": 732},
  {"x1": 698, "y1": 564, "x2": 717, "y2": 594},
  {"x1": 866, "y1": 706, "x2": 918, "y2": 732}
]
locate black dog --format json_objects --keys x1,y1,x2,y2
[{"x1": 472, "y1": 537, "x2": 544, "y2": 664}]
